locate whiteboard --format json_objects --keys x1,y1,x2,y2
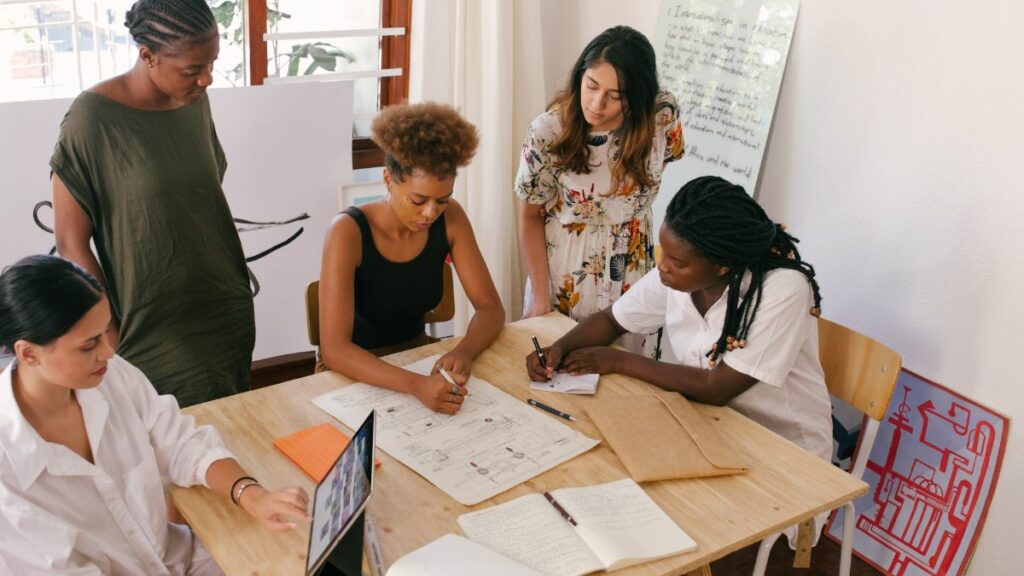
[
  {"x1": 652, "y1": 0, "x2": 799, "y2": 226},
  {"x1": 0, "y1": 82, "x2": 353, "y2": 361}
]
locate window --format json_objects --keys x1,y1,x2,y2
[
  {"x1": 0, "y1": 0, "x2": 135, "y2": 104},
  {"x1": 1, "y1": 0, "x2": 412, "y2": 168},
  {"x1": 216, "y1": 0, "x2": 412, "y2": 168}
]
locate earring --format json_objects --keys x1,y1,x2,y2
[{"x1": 147, "y1": 63, "x2": 153, "y2": 68}]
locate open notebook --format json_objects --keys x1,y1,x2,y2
[
  {"x1": 457, "y1": 478, "x2": 695, "y2": 576},
  {"x1": 529, "y1": 372, "x2": 599, "y2": 395},
  {"x1": 386, "y1": 534, "x2": 541, "y2": 576}
]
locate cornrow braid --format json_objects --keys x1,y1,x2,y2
[
  {"x1": 664, "y1": 176, "x2": 822, "y2": 367},
  {"x1": 125, "y1": 0, "x2": 217, "y2": 53}
]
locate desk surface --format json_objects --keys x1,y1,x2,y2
[{"x1": 172, "y1": 314, "x2": 867, "y2": 576}]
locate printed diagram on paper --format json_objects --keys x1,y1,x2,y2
[{"x1": 312, "y1": 355, "x2": 599, "y2": 505}]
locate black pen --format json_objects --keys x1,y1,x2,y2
[
  {"x1": 531, "y1": 336, "x2": 548, "y2": 369},
  {"x1": 543, "y1": 491, "x2": 577, "y2": 526},
  {"x1": 527, "y1": 398, "x2": 576, "y2": 422}
]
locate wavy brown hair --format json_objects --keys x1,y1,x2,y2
[
  {"x1": 371, "y1": 102, "x2": 479, "y2": 183},
  {"x1": 548, "y1": 26, "x2": 660, "y2": 194}
]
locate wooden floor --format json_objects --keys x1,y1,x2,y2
[
  {"x1": 250, "y1": 358, "x2": 884, "y2": 576},
  {"x1": 710, "y1": 536, "x2": 883, "y2": 576}
]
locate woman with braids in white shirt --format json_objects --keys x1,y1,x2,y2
[{"x1": 0, "y1": 255, "x2": 309, "y2": 575}]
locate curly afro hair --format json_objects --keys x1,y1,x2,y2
[{"x1": 371, "y1": 102, "x2": 479, "y2": 182}]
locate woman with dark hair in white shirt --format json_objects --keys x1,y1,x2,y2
[
  {"x1": 0, "y1": 255, "x2": 309, "y2": 575},
  {"x1": 526, "y1": 176, "x2": 832, "y2": 461}
]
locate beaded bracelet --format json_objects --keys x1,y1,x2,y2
[
  {"x1": 234, "y1": 480, "x2": 261, "y2": 506},
  {"x1": 230, "y1": 476, "x2": 258, "y2": 505}
]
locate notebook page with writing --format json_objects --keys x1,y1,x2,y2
[
  {"x1": 386, "y1": 534, "x2": 542, "y2": 576},
  {"x1": 457, "y1": 494, "x2": 603, "y2": 576},
  {"x1": 529, "y1": 372, "x2": 599, "y2": 395},
  {"x1": 553, "y1": 478, "x2": 696, "y2": 570}
]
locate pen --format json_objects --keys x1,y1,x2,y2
[
  {"x1": 543, "y1": 491, "x2": 578, "y2": 526},
  {"x1": 439, "y1": 367, "x2": 456, "y2": 386},
  {"x1": 438, "y1": 367, "x2": 471, "y2": 396},
  {"x1": 531, "y1": 336, "x2": 548, "y2": 369},
  {"x1": 527, "y1": 398, "x2": 576, "y2": 422}
]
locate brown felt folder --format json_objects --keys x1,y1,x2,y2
[{"x1": 584, "y1": 392, "x2": 748, "y2": 482}]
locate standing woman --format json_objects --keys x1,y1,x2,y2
[
  {"x1": 518, "y1": 25, "x2": 684, "y2": 321},
  {"x1": 50, "y1": 0, "x2": 255, "y2": 407}
]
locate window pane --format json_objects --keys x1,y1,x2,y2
[
  {"x1": 266, "y1": 0, "x2": 383, "y2": 136},
  {"x1": 208, "y1": 0, "x2": 245, "y2": 88},
  {"x1": 1, "y1": 0, "x2": 134, "y2": 103}
]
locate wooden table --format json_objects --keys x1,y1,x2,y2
[{"x1": 172, "y1": 313, "x2": 867, "y2": 575}]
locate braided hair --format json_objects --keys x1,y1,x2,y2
[
  {"x1": 664, "y1": 176, "x2": 822, "y2": 367},
  {"x1": 124, "y1": 0, "x2": 217, "y2": 54}
]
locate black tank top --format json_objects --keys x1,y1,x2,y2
[{"x1": 344, "y1": 206, "x2": 449, "y2": 349}]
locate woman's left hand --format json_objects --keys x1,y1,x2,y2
[
  {"x1": 432, "y1": 350, "x2": 473, "y2": 385},
  {"x1": 560, "y1": 346, "x2": 622, "y2": 376}
]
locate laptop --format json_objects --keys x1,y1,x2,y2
[{"x1": 305, "y1": 410, "x2": 376, "y2": 576}]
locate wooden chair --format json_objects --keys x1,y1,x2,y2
[
  {"x1": 752, "y1": 317, "x2": 901, "y2": 576},
  {"x1": 305, "y1": 261, "x2": 456, "y2": 348}
]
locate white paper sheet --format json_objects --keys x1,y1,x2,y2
[
  {"x1": 386, "y1": 534, "x2": 542, "y2": 576},
  {"x1": 312, "y1": 355, "x2": 599, "y2": 505},
  {"x1": 529, "y1": 372, "x2": 599, "y2": 395}
]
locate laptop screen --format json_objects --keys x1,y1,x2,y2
[{"x1": 306, "y1": 410, "x2": 376, "y2": 575}]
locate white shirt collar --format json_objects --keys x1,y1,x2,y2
[{"x1": 0, "y1": 360, "x2": 109, "y2": 491}]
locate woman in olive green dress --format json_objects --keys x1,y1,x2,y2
[{"x1": 50, "y1": 0, "x2": 253, "y2": 407}]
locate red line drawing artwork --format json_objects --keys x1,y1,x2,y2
[{"x1": 827, "y1": 369, "x2": 1008, "y2": 576}]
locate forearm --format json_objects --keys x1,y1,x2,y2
[
  {"x1": 519, "y1": 203, "x2": 551, "y2": 302},
  {"x1": 553, "y1": 308, "x2": 626, "y2": 357},
  {"x1": 613, "y1": 353, "x2": 733, "y2": 405},
  {"x1": 450, "y1": 303, "x2": 504, "y2": 361},
  {"x1": 205, "y1": 458, "x2": 250, "y2": 500},
  {"x1": 322, "y1": 341, "x2": 422, "y2": 393}
]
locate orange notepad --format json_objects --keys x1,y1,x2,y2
[{"x1": 273, "y1": 423, "x2": 379, "y2": 482}]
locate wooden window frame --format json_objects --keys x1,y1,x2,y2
[{"x1": 245, "y1": 0, "x2": 413, "y2": 170}]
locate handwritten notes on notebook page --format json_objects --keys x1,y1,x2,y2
[
  {"x1": 529, "y1": 372, "x2": 599, "y2": 395},
  {"x1": 458, "y1": 478, "x2": 696, "y2": 576},
  {"x1": 311, "y1": 355, "x2": 599, "y2": 505}
]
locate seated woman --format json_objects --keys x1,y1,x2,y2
[
  {"x1": 526, "y1": 176, "x2": 833, "y2": 463},
  {"x1": 0, "y1": 255, "x2": 309, "y2": 575},
  {"x1": 319, "y1": 102, "x2": 505, "y2": 415}
]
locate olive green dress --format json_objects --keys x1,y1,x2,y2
[{"x1": 50, "y1": 91, "x2": 255, "y2": 407}]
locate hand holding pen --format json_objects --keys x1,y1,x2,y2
[{"x1": 526, "y1": 336, "x2": 563, "y2": 382}]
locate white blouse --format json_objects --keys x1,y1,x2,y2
[
  {"x1": 612, "y1": 268, "x2": 833, "y2": 462},
  {"x1": 0, "y1": 355, "x2": 234, "y2": 575}
]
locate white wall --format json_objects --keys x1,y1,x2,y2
[{"x1": 568, "y1": 1, "x2": 1023, "y2": 574}]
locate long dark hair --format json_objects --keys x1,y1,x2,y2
[
  {"x1": 125, "y1": 0, "x2": 218, "y2": 53},
  {"x1": 664, "y1": 176, "x2": 822, "y2": 367},
  {"x1": 548, "y1": 26, "x2": 660, "y2": 193},
  {"x1": 0, "y1": 255, "x2": 105, "y2": 353}
]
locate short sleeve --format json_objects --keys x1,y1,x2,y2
[
  {"x1": 611, "y1": 268, "x2": 670, "y2": 334},
  {"x1": 655, "y1": 91, "x2": 685, "y2": 167},
  {"x1": 722, "y1": 270, "x2": 815, "y2": 387},
  {"x1": 49, "y1": 101, "x2": 100, "y2": 226},
  {"x1": 514, "y1": 113, "x2": 560, "y2": 205},
  {"x1": 205, "y1": 96, "x2": 228, "y2": 182},
  {"x1": 111, "y1": 356, "x2": 234, "y2": 488}
]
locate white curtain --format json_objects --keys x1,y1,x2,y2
[{"x1": 409, "y1": 0, "x2": 549, "y2": 333}]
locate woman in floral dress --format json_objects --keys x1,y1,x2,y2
[{"x1": 517, "y1": 25, "x2": 684, "y2": 323}]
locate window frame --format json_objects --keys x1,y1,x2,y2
[{"x1": 244, "y1": 0, "x2": 412, "y2": 170}]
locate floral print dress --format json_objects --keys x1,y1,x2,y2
[{"x1": 516, "y1": 90, "x2": 685, "y2": 321}]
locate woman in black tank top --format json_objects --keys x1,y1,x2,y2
[{"x1": 318, "y1": 103, "x2": 505, "y2": 414}]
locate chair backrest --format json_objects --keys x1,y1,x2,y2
[
  {"x1": 305, "y1": 261, "x2": 456, "y2": 347},
  {"x1": 817, "y1": 317, "x2": 901, "y2": 422}
]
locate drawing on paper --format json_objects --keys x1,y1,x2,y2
[{"x1": 826, "y1": 369, "x2": 1007, "y2": 576}]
